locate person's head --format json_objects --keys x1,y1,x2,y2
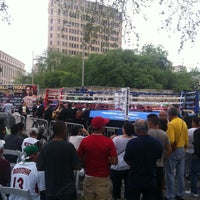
[
  {"x1": 147, "y1": 114, "x2": 159, "y2": 129},
  {"x1": 91, "y1": 116, "x2": 110, "y2": 133},
  {"x1": 167, "y1": 106, "x2": 178, "y2": 121},
  {"x1": 29, "y1": 127, "x2": 39, "y2": 138},
  {"x1": 53, "y1": 120, "x2": 67, "y2": 139},
  {"x1": 59, "y1": 101, "x2": 63, "y2": 105},
  {"x1": 158, "y1": 118, "x2": 168, "y2": 132},
  {"x1": 68, "y1": 102, "x2": 72, "y2": 108},
  {"x1": 71, "y1": 127, "x2": 81, "y2": 136},
  {"x1": 134, "y1": 119, "x2": 148, "y2": 136},
  {"x1": 37, "y1": 127, "x2": 47, "y2": 140},
  {"x1": 191, "y1": 117, "x2": 200, "y2": 128},
  {"x1": 17, "y1": 122, "x2": 25, "y2": 132},
  {"x1": 25, "y1": 86, "x2": 33, "y2": 96},
  {"x1": 0, "y1": 140, "x2": 5, "y2": 156},
  {"x1": 11, "y1": 124, "x2": 20, "y2": 135},
  {"x1": 159, "y1": 110, "x2": 167, "y2": 120},
  {"x1": 122, "y1": 121, "x2": 134, "y2": 136},
  {"x1": 23, "y1": 145, "x2": 39, "y2": 162}
]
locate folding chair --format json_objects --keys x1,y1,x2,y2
[
  {"x1": 3, "y1": 149, "x2": 22, "y2": 168},
  {"x1": 0, "y1": 185, "x2": 32, "y2": 200},
  {"x1": 74, "y1": 169, "x2": 85, "y2": 194}
]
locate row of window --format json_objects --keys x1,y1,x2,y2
[
  {"x1": 0, "y1": 52, "x2": 24, "y2": 69},
  {"x1": 49, "y1": 40, "x2": 118, "y2": 52},
  {"x1": 0, "y1": 63, "x2": 20, "y2": 84},
  {"x1": 50, "y1": 28, "x2": 119, "y2": 43}
]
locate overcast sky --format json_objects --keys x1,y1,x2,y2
[{"x1": 0, "y1": 0, "x2": 200, "y2": 73}]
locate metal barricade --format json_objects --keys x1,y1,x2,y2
[
  {"x1": 105, "y1": 126, "x2": 121, "y2": 138},
  {"x1": 12, "y1": 113, "x2": 25, "y2": 124},
  {"x1": 26, "y1": 116, "x2": 48, "y2": 130},
  {"x1": 65, "y1": 122, "x2": 84, "y2": 137},
  {"x1": 87, "y1": 125, "x2": 120, "y2": 138},
  {"x1": 49, "y1": 120, "x2": 84, "y2": 138}
]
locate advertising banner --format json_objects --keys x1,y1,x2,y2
[{"x1": 0, "y1": 84, "x2": 37, "y2": 112}]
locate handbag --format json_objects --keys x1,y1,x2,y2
[{"x1": 111, "y1": 150, "x2": 129, "y2": 170}]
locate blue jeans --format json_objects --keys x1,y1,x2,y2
[
  {"x1": 190, "y1": 156, "x2": 200, "y2": 194},
  {"x1": 165, "y1": 147, "x2": 185, "y2": 200},
  {"x1": 185, "y1": 152, "x2": 192, "y2": 176}
]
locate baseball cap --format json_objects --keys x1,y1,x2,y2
[
  {"x1": 30, "y1": 127, "x2": 39, "y2": 134},
  {"x1": 24, "y1": 145, "x2": 39, "y2": 157},
  {"x1": 0, "y1": 140, "x2": 5, "y2": 149},
  {"x1": 91, "y1": 116, "x2": 110, "y2": 129}
]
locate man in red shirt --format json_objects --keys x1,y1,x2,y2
[{"x1": 78, "y1": 116, "x2": 117, "y2": 200}]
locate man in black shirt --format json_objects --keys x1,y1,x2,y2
[
  {"x1": 37, "y1": 120, "x2": 80, "y2": 200},
  {"x1": 124, "y1": 119, "x2": 163, "y2": 200}
]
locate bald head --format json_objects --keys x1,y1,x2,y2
[
  {"x1": 159, "y1": 110, "x2": 167, "y2": 120},
  {"x1": 134, "y1": 119, "x2": 148, "y2": 135}
]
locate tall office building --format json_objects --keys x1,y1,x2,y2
[
  {"x1": 0, "y1": 50, "x2": 25, "y2": 84},
  {"x1": 48, "y1": 0, "x2": 122, "y2": 56}
]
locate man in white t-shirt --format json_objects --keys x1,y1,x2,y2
[
  {"x1": 10, "y1": 145, "x2": 45, "y2": 200},
  {"x1": 21, "y1": 128, "x2": 39, "y2": 152},
  {"x1": 69, "y1": 127, "x2": 89, "y2": 150}
]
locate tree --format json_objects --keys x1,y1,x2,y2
[
  {"x1": 24, "y1": 46, "x2": 194, "y2": 92},
  {"x1": 0, "y1": 0, "x2": 10, "y2": 24}
]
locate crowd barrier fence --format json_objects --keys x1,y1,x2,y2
[
  {"x1": 26, "y1": 116, "x2": 48, "y2": 129},
  {"x1": 49, "y1": 120, "x2": 84, "y2": 138},
  {"x1": 26, "y1": 117, "x2": 121, "y2": 139},
  {"x1": 0, "y1": 112, "x2": 25, "y2": 129},
  {"x1": 88, "y1": 125, "x2": 120, "y2": 138}
]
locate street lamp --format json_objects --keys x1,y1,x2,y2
[
  {"x1": 63, "y1": 20, "x2": 85, "y2": 87},
  {"x1": 81, "y1": 45, "x2": 85, "y2": 87},
  {"x1": 32, "y1": 51, "x2": 34, "y2": 84}
]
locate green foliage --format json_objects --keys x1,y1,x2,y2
[
  {"x1": 17, "y1": 44, "x2": 195, "y2": 92},
  {"x1": 13, "y1": 71, "x2": 32, "y2": 84}
]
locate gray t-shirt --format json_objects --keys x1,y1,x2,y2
[
  {"x1": 3, "y1": 103, "x2": 14, "y2": 114},
  {"x1": 148, "y1": 129, "x2": 170, "y2": 167}
]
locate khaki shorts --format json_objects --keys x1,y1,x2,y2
[{"x1": 82, "y1": 176, "x2": 112, "y2": 200}]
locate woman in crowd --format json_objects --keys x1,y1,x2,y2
[{"x1": 110, "y1": 121, "x2": 135, "y2": 200}]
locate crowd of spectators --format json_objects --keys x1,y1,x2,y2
[{"x1": 0, "y1": 105, "x2": 200, "y2": 200}]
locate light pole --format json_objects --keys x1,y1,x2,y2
[
  {"x1": 63, "y1": 20, "x2": 86, "y2": 87},
  {"x1": 81, "y1": 46, "x2": 85, "y2": 87},
  {"x1": 32, "y1": 51, "x2": 34, "y2": 84}
]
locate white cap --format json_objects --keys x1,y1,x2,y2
[
  {"x1": 0, "y1": 140, "x2": 5, "y2": 149},
  {"x1": 30, "y1": 127, "x2": 39, "y2": 134}
]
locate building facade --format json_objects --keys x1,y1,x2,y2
[
  {"x1": 48, "y1": 0, "x2": 122, "y2": 56},
  {"x1": 0, "y1": 50, "x2": 25, "y2": 84}
]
